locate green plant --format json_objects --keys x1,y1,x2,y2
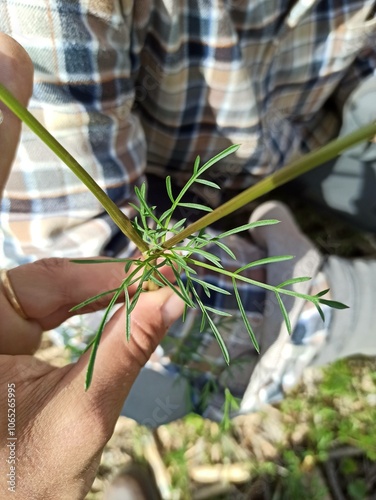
[
  {"x1": 1, "y1": 84, "x2": 372, "y2": 389},
  {"x1": 280, "y1": 358, "x2": 376, "y2": 461},
  {"x1": 220, "y1": 388, "x2": 241, "y2": 432}
]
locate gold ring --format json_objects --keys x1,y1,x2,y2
[{"x1": 0, "y1": 269, "x2": 28, "y2": 320}]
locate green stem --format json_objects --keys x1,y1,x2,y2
[
  {"x1": 2, "y1": 80, "x2": 376, "y2": 255},
  {"x1": 163, "y1": 121, "x2": 376, "y2": 249},
  {"x1": 0, "y1": 83, "x2": 149, "y2": 253},
  {"x1": 189, "y1": 258, "x2": 315, "y2": 302}
]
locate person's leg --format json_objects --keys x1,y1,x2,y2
[
  {"x1": 313, "y1": 255, "x2": 376, "y2": 366},
  {"x1": 293, "y1": 74, "x2": 376, "y2": 233},
  {"x1": 240, "y1": 201, "x2": 376, "y2": 414}
]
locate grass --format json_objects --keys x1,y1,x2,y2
[{"x1": 119, "y1": 357, "x2": 375, "y2": 499}]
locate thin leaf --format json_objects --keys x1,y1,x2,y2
[
  {"x1": 131, "y1": 216, "x2": 144, "y2": 234},
  {"x1": 148, "y1": 229, "x2": 169, "y2": 244},
  {"x1": 171, "y1": 218, "x2": 187, "y2": 231},
  {"x1": 275, "y1": 292, "x2": 291, "y2": 334},
  {"x1": 194, "y1": 247, "x2": 224, "y2": 264},
  {"x1": 85, "y1": 287, "x2": 123, "y2": 390},
  {"x1": 165, "y1": 176, "x2": 174, "y2": 203},
  {"x1": 189, "y1": 257, "x2": 320, "y2": 304},
  {"x1": 217, "y1": 219, "x2": 280, "y2": 239},
  {"x1": 199, "y1": 310, "x2": 207, "y2": 332},
  {"x1": 134, "y1": 185, "x2": 161, "y2": 225},
  {"x1": 172, "y1": 267, "x2": 194, "y2": 298},
  {"x1": 194, "y1": 178, "x2": 221, "y2": 189},
  {"x1": 139, "y1": 182, "x2": 147, "y2": 198},
  {"x1": 232, "y1": 278, "x2": 260, "y2": 353},
  {"x1": 82, "y1": 335, "x2": 96, "y2": 354},
  {"x1": 178, "y1": 202, "x2": 213, "y2": 212},
  {"x1": 180, "y1": 246, "x2": 223, "y2": 268},
  {"x1": 127, "y1": 266, "x2": 154, "y2": 314},
  {"x1": 198, "y1": 144, "x2": 240, "y2": 176},
  {"x1": 277, "y1": 276, "x2": 312, "y2": 288},
  {"x1": 155, "y1": 268, "x2": 195, "y2": 307},
  {"x1": 166, "y1": 251, "x2": 191, "y2": 271},
  {"x1": 191, "y1": 277, "x2": 231, "y2": 295},
  {"x1": 244, "y1": 219, "x2": 281, "y2": 230},
  {"x1": 69, "y1": 287, "x2": 120, "y2": 311},
  {"x1": 315, "y1": 288, "x2": 331, "y2": 298},
  {"x1": 159, "y1": 208, "x2": 174, "y2": 223},
  {"x1": 128, "y1": 281, "x2": 147, "y2": 314},
  {"x1": 201, "y1": 284, "x2": 211, "y2": 298},
  {"x1": 235, "y1": 255, "x2": 294, "y2": 274},
  {"x1": 169, "y1": 255, "x2": 198, "y2": 277},
  {"x1": 193, "y1": 155, "x2": 201, "y2": 175},
  {"x1": 124, "y1": 287, "x2": 131, "y2": 341},
  {"x1": 319, "y1": 298, "x2": 349, "y2": 309},
  {"x1": 70, "y1": 258, "x2": 130, "y2": 264},
  {"x1": 315, "y1": 302, "x2": 326, "y2": 322},
  {"x1": 134, "y1": 186, "x2": 149, "y2": 228},
  {"x1": 124, "y1": 260, "x2": 134, "y2": 273},
  {"x1": 148, "y1": 275, "x2": 167, "y2": 288},
  {"x1": 182, "y1": 303, "x2": 188, "y2": 322},
  {"x1": 128, "y1": 202, "x2": 141, "y2": 214},
  {"x1": 211, "y1": 240, "x2": 237, "y2": 260},
  {"x1": 204, "y1": 306, "x2": 232, "y2": 317},
  {"x1": 206, "y1": 314, "x2": 230, "y2": 364},
  {"x1": 191, "y1": 278, "x2": 211, "y2": 297},
  {"x1": 190, "y1": 286, "x2": 230, "y2": 363}
]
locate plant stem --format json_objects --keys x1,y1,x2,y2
[
  {"x1": 188, "y1": 258, "x2": 314, "y2": 301},
  {"x1": 163, "y1": 121, "x2": 376, "y2": 248},
  {"x1": 0, "y1": 83, "x2": 149, "y2": 253},
  {"x1": 2, "y1": 81, "x2": 376, "y2": 255}
]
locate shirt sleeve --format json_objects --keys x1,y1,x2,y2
[{"x1": 0, "y1": 0, "x2": 146, "y2": 262}]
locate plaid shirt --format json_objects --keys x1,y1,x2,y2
[
  {"x1": 1, "y1": 0, "x2": 375, "y2": 264},
  {"x1": 0, "y1": 0, "x2": 375, "y2": 415}
]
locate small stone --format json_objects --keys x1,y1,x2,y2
[
  {"x1": 366, "y1": 393, "x2": 376, "y2": 406},
  {"x1": 291, "y1": 423, "x2": 309, "y2": 445}
]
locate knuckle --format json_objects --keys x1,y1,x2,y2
[
  {"x1": 127, "y1": 315, "x2": 165, "y2": 369},
  {"x1": 33, "y1": 258, "x2": 73, "y2": 301}
]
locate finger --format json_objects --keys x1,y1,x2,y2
[
  {"x1": 0, "y1": 33, "x2": 34, "y2": 194},
  {"x1": 9, "y1": 257, "x2": 135, "y2": 323},
  {"x1": 0, "y1": 287, "x2": 183, "y2": 498},
  {"x1": 0, "y1": 282, "x2": 183, "y2": 499},
  {"x1": 0, "y1": 285, "x2": 41, "y2": 354},
  {"x1": 0, "y1": 257, "x2": 128, "y2": 354},
  {"x1": 10, "y1": 256, "x2": 177, "y2": 322},
  {"x1": 0, "y1": 256, "x2": 178, "y2": 353},
  {"x1": 67, "y1": 285, "x2": 184, "y2": 428}
]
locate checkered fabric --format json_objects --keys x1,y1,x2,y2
[{"x1": 1, "y1": 0, "x2": 375, "y2": 265}]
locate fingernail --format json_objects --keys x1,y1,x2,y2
[{"x1": 161, "y1": 290, "x2": 185, "y2": 326}]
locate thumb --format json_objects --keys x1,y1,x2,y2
[
  {"x1": 69, "y1": 285, "x2": 184, "y2": 416},
  {"x1": 0, "y1": 33, "x2": 34, "y2": 194}
]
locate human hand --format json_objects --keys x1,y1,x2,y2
[
  {"x1": 0, "y1": 32, "x2": 33, "y2": 195},
  {"x1": 0, "y1": 33, "x2": 184, "y2": 499},
  {"x1": 0, "y1": 258, "x2": 184, "y2": 499}
]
